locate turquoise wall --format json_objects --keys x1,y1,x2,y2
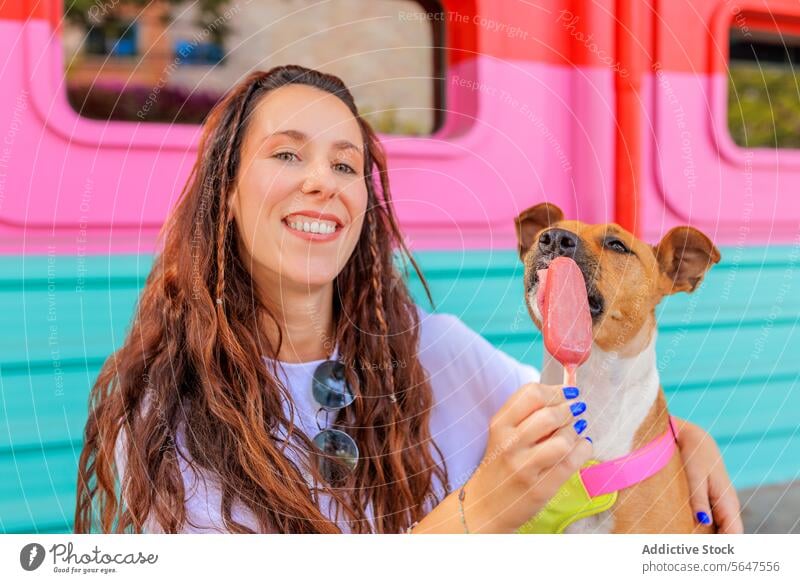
[{"x1": 2, "y1": 247, "x2": 799, "y2": 533}]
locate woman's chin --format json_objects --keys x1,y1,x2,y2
[{"x1": 281, "y1": 266, "x2": 341, "y2": 289}]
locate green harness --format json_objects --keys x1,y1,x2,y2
[{"x1": 517, "y1": 461, "x2": 617, "y2": 534}]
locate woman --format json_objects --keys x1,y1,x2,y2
[{"x1": 74, "y1": 65, "x2": 742, "y2": 534}]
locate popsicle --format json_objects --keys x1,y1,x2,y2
[{"x1": 536, "y1": 256, "x2": 593, "y2": 386}]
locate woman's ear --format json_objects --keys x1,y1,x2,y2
[
  {"x1": 514, "y1": 203, "x2": 564, "y2": 261},
  {"x1": 653, "y1": 226, "x2": 721, "y2": 294}
]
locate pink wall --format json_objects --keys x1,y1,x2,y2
[
  {"x1": 1, "y1": 16, "x2": 797, "y2": 256},
  {"x1": 641, "y1": 71, "x2": 800, "y2": 245}
]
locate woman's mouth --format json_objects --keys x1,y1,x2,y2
[{"x1": 282, "y1": 212, "x2": 343, "y2": 241}]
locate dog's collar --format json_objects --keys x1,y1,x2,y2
[
  {"x1": 580, "y1": 416, "x2": 678, "y2": 497},
  {"x1": 518, "y1": 417, "x2": 679, "y2": 534}
]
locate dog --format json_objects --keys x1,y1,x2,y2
[{"x1": 515, "y1": 202, "x2": 720, "y2": 534}]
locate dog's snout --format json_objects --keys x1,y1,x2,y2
[{"x1": 538, "y1": 228, "x2": 579, "y2": 257}]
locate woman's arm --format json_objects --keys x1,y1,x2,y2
[
  {"x1": 673, "y1": 417, "x2": 744, "y2": 534},
  {"x1": 409, "y1": 479, "x2": 490, "y2": 534}
]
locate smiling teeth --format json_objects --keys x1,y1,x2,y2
[{"x1": 287, "y1": 219, "x2": 337, "y2": 235}]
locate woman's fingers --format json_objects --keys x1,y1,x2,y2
[
  {"x1": 494, "y1": 383, "x2": 577, "y2": 428},
  {"x1": 709, "y1": 464, "x2": 744, "y2": 534},
  {"x1": 675, "y1": 419, "x2": 743, "y2": 533},
  {"x1": 678, "y1": 421, "x2": 715, "y2": 528},
  {"x1": 515, "y1": 400, "x2": 586, "y2": 445},
  {"x1": 527, "y1": 422, "x2": 592, "y2": 473},
  {"x1": 535, "y1": 431, "x2": 594, "y2": 492},
  {"x1": 687, "y1": 475, "x2": 713, "y2": 527},
  {"x1": 476, "y1": 384, "x2": 591, "y2": 532}
]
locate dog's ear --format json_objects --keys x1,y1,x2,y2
[
  {"x1": 515, "y1": 203, "x2": 564, "y2": 261},
  {"x1": 653, "y1": 226, "x2": 721, "y2": 294}
]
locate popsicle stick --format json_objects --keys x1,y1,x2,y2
[{"x1": 563, "y1": 365, "x2": 577, "y2": 387}]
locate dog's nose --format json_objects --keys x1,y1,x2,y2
[{"x1": 538, "y1": 228, "x2": 579, "y2": 257}]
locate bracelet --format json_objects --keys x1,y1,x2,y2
[
  {"x1": 407, "y1": 484, "x2": 471, "y2": 534},
  {"x1": 457, "y1": 483, "x2": 470, "y2": 534}
]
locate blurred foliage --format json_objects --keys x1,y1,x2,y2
[
  {"x1": 67, "y1": 82, "x2": 222, "y2": 124},
  {"x1": 728, "y1": 62, "x2": 800, "y2": 148},
  {"x1": 361, "y1": 106, "x2": 431, "y2": 136}
]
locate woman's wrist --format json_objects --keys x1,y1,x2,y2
[
  {"x1": 407, "y1": 471, "x2": 508, "y2": 534},
  {"x1": 458, "y1": 468, "x2": 518, "y2": 534}
]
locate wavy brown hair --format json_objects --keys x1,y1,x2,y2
[{"x1": 74, "y1": 65, "x2": 448, "y2": 534}]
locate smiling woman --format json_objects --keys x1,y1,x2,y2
[{"x1": 73, "y1": 65, "x2": 454, "y2": 534}]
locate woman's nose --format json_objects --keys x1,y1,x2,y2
[{"x1": 300, "y1": 164, "x2": 337, "y2": 198}]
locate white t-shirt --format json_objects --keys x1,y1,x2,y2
[{"x1": 115, "y1": 309, "x2": 540, "y2": 533}]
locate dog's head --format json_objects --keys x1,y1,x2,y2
[{"x1": 515, "y1": 203, "x2": 721, "y2": 355}]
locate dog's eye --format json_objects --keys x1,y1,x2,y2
[{"x1": 604, "y1": 238, "x2": 630, "y2": 254}]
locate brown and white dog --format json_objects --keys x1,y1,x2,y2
[{"x1": 515, "y1": 202, "x2": 721, "y2": 534}]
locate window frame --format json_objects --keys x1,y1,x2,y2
[
  {"x1": 36, "y1": 0, "x2": 483, "y2": 158},
  {"x1": 711, "y1": 0, "x2": 800, "y2": 169}
]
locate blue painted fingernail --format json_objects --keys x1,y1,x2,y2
[
  {"x1": 570, "y1": 401, "x2": 586, "y2": 416},
  {"x1": 563, "y1": 386, "x2": 579, "y2": 399},
  {"x1": 585, "y1": 436, "x2": 593, "y2": 444},
  {"x1": 696, "y1": 511, "x2": 711, "y2": 525},
  {"x1": 574, "y1": 419, "x2": 588, "y2": 435}
]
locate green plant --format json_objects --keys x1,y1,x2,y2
[
  {"x1": 361, "y1": 106, "x2": 431, "y2": 136},
  {"x1": 728, "y1": 62, "x2": 800, "y2": 148}
]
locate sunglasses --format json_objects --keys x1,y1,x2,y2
[{"x1": 311, "y1": 360, "x2": 358, "y2": 484}]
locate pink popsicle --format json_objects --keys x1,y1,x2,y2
[{"x1": 536, "y1": 257, "x2": 593, "y2": 385}]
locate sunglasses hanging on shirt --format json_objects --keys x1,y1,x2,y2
[{"x1": 311, "y1": 360, "x2": 358, "y2": 485}]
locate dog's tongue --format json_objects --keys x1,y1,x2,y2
[{"x1": 536, "y1": 257, "x2": 592, "y2": 382}]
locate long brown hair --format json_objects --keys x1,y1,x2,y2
[{"x1": 74, "y1": 65, "x2": 448, "y2": 534}]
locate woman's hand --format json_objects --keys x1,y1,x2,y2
[
  {"x1": 463, "y1": 383, "x2": 592, "y2": 533},
  {"x1": 674, "y1": 417, "x2": 744, "y2": 534}
]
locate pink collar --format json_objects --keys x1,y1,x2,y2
[{"x1": 580, "y1": 416, "x2": 678, "y2": 497}]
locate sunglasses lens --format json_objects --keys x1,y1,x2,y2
[
  {"x1": 313, "y1": 428, "x2": 359, "y2": 483},
  {"x1": 312, "y1": 360, "x2": 354, "y2": 409}
]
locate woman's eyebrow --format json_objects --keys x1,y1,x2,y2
[
  {"x1": 265, "y1": 130, "x2": 362, "y2": 155},
  {"x1": 332, "y1": 140, "x2": 362, "y2": 155},
  {"x1": 266, "y1": 129, "x2": 307, "y2": 143}
]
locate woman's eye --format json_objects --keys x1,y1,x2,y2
[
  {"x1": 605, "y1": 238, "x2": 630, "y2": 253},
  {"x1": 274, "y1": 151, "x2": 299, "y2": 162},
  {"x1": 333, "y1": 162, "x2": 356, "y2": 174}
]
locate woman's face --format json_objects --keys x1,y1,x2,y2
[{"x1": 232, "y1": 84, "x2": 368, "y2": 295}]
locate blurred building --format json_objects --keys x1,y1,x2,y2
[{"x1": 63, "y1": 0, "x2": 442, "y2": 133}]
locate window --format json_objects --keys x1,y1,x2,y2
[
  {"x1": 173, "y1": 40, "x2": 224, "y2": 66},
  {"x1": 728, "y1": 28, "x2": 800, "y2": 148},
  {"x1": 63, "y1": 0, "x2": 444, "y2": 132},
  {"x1": 84, "y1": 21, "x2": 138, "y2": 57}
]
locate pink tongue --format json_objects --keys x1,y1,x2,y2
[
  {"x1": 536, "y1": 257, "x2": 593, "y2": 367},
  {"x1": 536, "y1": 268, "x2": 548, "y2": 318}
]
